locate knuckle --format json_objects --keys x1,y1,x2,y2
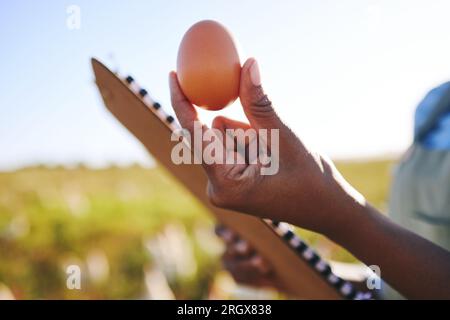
[
  {"x1": 206, "y1": 174, "x2": 249, "y2": 210},
  {"x1": 251, "y1": 92, "x2": 274, "y2": 116},
  {"x1": 211, "y1": 115, "x2": 226, "y2": 128},
  {"x1": 207, "y1": 186, "x2": 227, "y2": 208},
  {"x1": 254, "y1": 92, "x2": 272, "y2": 108},
  {"x1": 208, "y1": 184, "x2": 242, "y2": 210}
]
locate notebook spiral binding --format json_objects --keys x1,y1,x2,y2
[{"x1": 119, "y1": 71, "x2": 373, "y2": 300}]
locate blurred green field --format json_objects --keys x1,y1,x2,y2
[{"x1": 0, "y1": 158, "x2": 396, "y2": 299}]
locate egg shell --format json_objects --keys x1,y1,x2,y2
[{"x1": 177, "y1": 20, "x2": 241, "y2": 110}]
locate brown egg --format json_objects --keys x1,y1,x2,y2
[{"x1": 177, "y1": 20, "x2": 241, "y2": 110}]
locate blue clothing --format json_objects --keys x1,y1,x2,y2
[{"x1": 414, "y1": 82, "x2": 450, "y2": 150}]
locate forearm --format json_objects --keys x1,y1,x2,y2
[
  {"x1": 329, "y1": 203, "x2": 450, "y2": 299},
  {"x1": 170, "y1": 58, "x2": 450, "y2": 298}
]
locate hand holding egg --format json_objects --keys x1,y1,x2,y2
[{"x1": 170, "y1": 20, "x2": 365, "y2": 241}]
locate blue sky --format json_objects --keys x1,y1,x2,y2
[{"x1": 1, "y1": 0, "x2": 450, "y2": 170}]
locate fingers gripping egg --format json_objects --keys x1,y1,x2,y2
[{"x1": 177, "y1": 20, "x2": 241, "y2": 110}]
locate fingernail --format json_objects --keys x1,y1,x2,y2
[
  {"x1": 249, "y1": 59, "x2": 261, "y2": 87},
  {"x1": 251, "y1": 256, "x2": 271, "y2": 274},
  {"x1": 221, "y1": 230, "x2": 234, "y2": 243},
  {"x1": 235, "y1": 240, "x2": 249, "y2": 254}
]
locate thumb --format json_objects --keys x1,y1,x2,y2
[{"x1": 239, "y1": 58, "x2": 281, "y2": 130}]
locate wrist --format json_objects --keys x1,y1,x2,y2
[
  {"x1": 326, "y1": 201, "x2": 380, "y2": 252},
  {"x1": 324, "y1": 194, "x2": 375, "y2": 245}
]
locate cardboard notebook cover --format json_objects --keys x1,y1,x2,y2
[{"x1": 91, "y1": 58, "x2": 343, "y2": 299}]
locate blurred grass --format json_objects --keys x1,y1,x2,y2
[{"x1": 0, "y1": 158, "x2": 396, "y2": 299}]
